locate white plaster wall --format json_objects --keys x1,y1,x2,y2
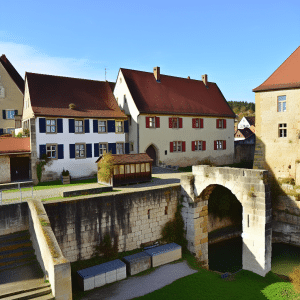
[
  {"x1": 114, "y1": 70, "x2": 140, "y2": 153},
  {"x1": 22, "y1": 79, "x2": 34, "y2": 122},
  {"x1": 0, "y1": 156, "x2": 10, "y2": 183},
  {"x1": 35, "y1": 117, "x2": 126, "y2": 178},
  {"x1": 238, "y1": 117, "x2": 250, "y2": 129}
]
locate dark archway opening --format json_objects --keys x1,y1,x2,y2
[
  {"x1": 10, "y1": 157, "x2": 30, "y2": 182},
  {"x1": 146, "y1": 145, "x2": 157, "y2": 166},
  {"x1": 205, "y1": 185, "x2": 243, "y2": 273}
]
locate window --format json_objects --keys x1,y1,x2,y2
[
  {"x1": 216, "y1": 119, "x2": 226, "y2": 129},
  {"x1": 99, "y1": 143, "x2": 107, "y2": 155},
  {"x1": 192, "y1": 118, "x2": 204, "y2": 128},
  {"x1": 173, "y1": 141, "x2": 181, "y2": 152},
  {"x1": 279, "y1": 123, "x2": 287, "y2": 137},
  {"x1": 146, "y1": 163, "x2": 150, "y2": 172},
  {"x1": 278, "y1": 96, "x2": 286, "y2": 112},
  {"x1": 130, "y1": 142, "x2": 134, "y2": 152},
  {"x1": 146, "y1": 116, "x2": 160, "y2": 128},
  {"x1": 214, "y1": 140, "x2": 226, "y2": 150},
  {"x1": 130, "y1": 164, "x2": 135, "y2": 173},
  {"x1": 0, "y1": 87, "x2": 4, "y2": 98},
  {"x1": 114, "y1": 165, "x2": 119, "y2": 175},
  {"x1": 115, "y1": 121, "x2": 123, "y2": 133},
  {"x1": 192, "y1": 140, "x2": 206, "y2": 151},
  {"x1": 119, "y1": 165, "x2": 124, "y2": 174},
  {"x1": 98, "y1": 120, "x2": 107, "y2": 133},
  {"x1": 124, "y1": 95, "x2": 127, "y2": 104},
  {"x1": 6, "y1": 110, "x2": 15, "y2": 119},
  {"x1": 173, "y1": 118, "x2": 179, "y2": 128},
  {"x1": 46, "y1": 144, "x2": 57, "y2": 159},
  {"x1": 116, "y1": 142, "x2": 124, "y2": 154},
  {"x1": 46, "y1": 119, "x2": 56, "y2": 133},
  {"x1": 75, "y1": 120, "x2": 84, "y2": 133},
  {"x1": 136, "y1": 163, "x2": 141, "y2": 173},
  {"x1": 125, "y1": 164, "x2": 130, "y2": 174},
  {"x1": 75, "y1": 143, "x2": 85, "y2": 158},
  {"x1": 149, "y1": 117, "x2": 155, "y2": 128}
]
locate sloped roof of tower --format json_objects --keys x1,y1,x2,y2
[
  {"x1": 26, "y1": 72, "x2": 126, "y2": 119},
  {"x1": 120, "y1": 68, "x2": 235, "y2": 118},
  {"x1": 0, "y1": 55, "x2": 24, "y2": 93},
  {"x1": 253, "y1": 46, "x2": 300, "y2": 92}
]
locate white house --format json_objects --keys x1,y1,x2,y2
[
  {"x1": 113, "y1": 67, "x2": 235, "y2": 167},
  {"x1": 22, "y1": 72, "x2": 128, "y2": 183},
  {"x1": 237, "y1": 116, "x2": 255, "y2": 131}
]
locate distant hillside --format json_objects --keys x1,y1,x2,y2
[{"x1": 227, "y1": 101, "x2": 255, "y2": 115}]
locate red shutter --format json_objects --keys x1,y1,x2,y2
[
  {"x1": 223, "y1": 140, "x2": 226, "y2": 150},
  {"x1": 202, "y1": 141, "x2": 206, "y2": 151},
  {"x1": 223, "y1": 119, "x2": 227, "y2": 128},
  {"x1": 216, "y1": 119, "x2": 219, "y2": 128},
  {"x1": 170, "y1": 142, "x2": 173, "y2": 152},
  {"x1": 200, "y1": 118, "x2": 204, "y2": 128},
  {"x1": 192, "y1": 141, "x2": 195, "y2": 151},
  {"x1": 146, "y1": 117, "x2": 150, "y2": 128},
  {"x1": 179, "y1": 118, "x2": 183, "y2": 128},
  {"x1": 169, "y1": 117, "x2": 172, "y2": 128},
  {"x1": 182, "y1": 141, "x2": 186, "y2": 152},
  {"x1": 192, "y1": 118, "x2": 196, "y2": 128},
  {"x1": 214, "y1": 141, "x2": 217, "y2": 150},
  {"x1": 155, "y1": 116, "x2": 160, "y2": 128}
]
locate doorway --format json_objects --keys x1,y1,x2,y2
[
  {"x1": 10, "y1": 157, "x2": 30, "y2": 181},
  {"x1": 146, "y1": 145, "x2": 157, "y2": 166}
]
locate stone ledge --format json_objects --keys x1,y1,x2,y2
[{"x1": 62, "y1": 186, "x2": 112, "y2": 197}]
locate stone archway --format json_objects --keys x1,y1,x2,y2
[
  {"x1": 181, "y1": 165, "x2": 272, "y2": 277},
  {"x1": 146, "y1": 144, "x2": 157, "y2": 166}
]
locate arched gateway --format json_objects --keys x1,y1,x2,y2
[{"x1": 181, "y1": 165, "x2": 272, "y2": 277}]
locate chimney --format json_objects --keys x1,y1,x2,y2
[
  {"x1": 153, "y1": 66, "x2": 160, "y2": 82},
  {"x1": 187, "y1": 76, "x2": 190, "y2": 79},
  {"x1": 202, "y1": 74, "x2": 208, "y2": 86}
]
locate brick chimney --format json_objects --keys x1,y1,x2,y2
[
  {"x1": 153, "y1": 67, "x2": 160, "y2": 81},
  {"x1": 202, "y1": 74, "x2": 208, "y2": 86}
]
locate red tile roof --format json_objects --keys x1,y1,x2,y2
[
  {"x1": 253, "y1": 46, "x2": 300, "y2": 92},
  {"x1": 0, "y1": 55, "x2": 24, "y2": 94},
  {"x1": 26, "y1": 72, "x2": 126, "y2": 119},
  {"x1": 120, "y1": 68, "x2": 235, "y2": 118},
  {"x1": 96, "y1": 153, "x2": 153, "y2": 164},
  {"x1": 0, "y1": 137, "x2": 30, "y2": 154},
  {"x1": 234, "y1": 128, "x2": 254, "y2": 139}
]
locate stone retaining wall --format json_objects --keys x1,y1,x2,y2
[{"x1": 43, "y1": 184, "x2": 180, "y2": 262}]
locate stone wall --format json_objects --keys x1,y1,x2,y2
[
  {"x1": 0, "y1": 202, "x2": 29, "y2": 235},
  {"x1": 0, "y1": 156, "x2": 10, "y2": 183},
  {"x1": 234, "y1": 143, "x2": 255, "y2": 164},
  {"x1": 43, "y1": 185, "x2": 180, "y2": 262}
]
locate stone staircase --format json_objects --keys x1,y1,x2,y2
[{"x1": 0, "y1": 230, "x2": 54, "y2": 300}]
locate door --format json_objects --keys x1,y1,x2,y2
[
  {"x1": 146, "y1": 145, "x2": 156, "y2": 166},
  {"x1": 10, "y1": 157, "x2": 30, "y2": 182}
]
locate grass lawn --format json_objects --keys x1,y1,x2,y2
[{"x1": 70, "y1": 248, "x2": 300, "y2": 300}]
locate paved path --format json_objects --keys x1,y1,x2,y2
[
  {"x1": 0, "y1": 167, "x2": 192, "y2": 204},
  {"x1": 81, "y1": 261, "x2": 198, "y2": 300}
]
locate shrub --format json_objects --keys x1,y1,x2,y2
[
  {"x1": 95, "y1": 232, "x2": 119, "y2": 260},
  {"x1": 62, "y1": 169, "x2": 69, "y2": 176},
  {"x1": 289, "y1": 266, "x2": 300, "y2": 293},
  {"x1": 98, "y1": 152, "x2": 114, "y2": 183}
]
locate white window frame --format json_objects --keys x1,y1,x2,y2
[
  {"x1": 278, "y1": 96, "x2": 286, "y2": 112},
  {"x1": 279, "y1": 123, "x2": 287, "y2": 138},
  {"x1": 75, "y1": 120, "x2": 84, "y2": 133},
  {"x1": 75, "y1": 143, "x2": 86, "y2": 159},
  {"x1": 194, "y1": 141, "x2": 203, "y2": 151},
  {"x1": 98, "y1": 120, "x2": 107, "y2": 133},
  {"x1": 116, "y1": 142, "x2": 125, "y2": 154},
  {"x1": 46, "y1": 144, "x2": 58, "y2": 159},
  {"x1": 216, "y1": 140, "x2": 223, "y2": 150},
  {"x1": 173, "y1": 141, "x2": 182, "y2": 152},
  {"x1": 149, "y1": 117, "x2": 156, "y2": 128},
  {"x1": 46, "y1": 119, "x2": 56, "y2": 133}
]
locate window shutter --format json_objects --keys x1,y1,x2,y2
[
  {"x1": 169, "y1": 117, "x2": 172, "y2": 128},
  {"x1": 57, "y1": 119, "x2": 63, "y2": 133},
  {"x1": 39, "y1": 118, "x2": 46, "y2": 133},
  {"x1": 84, "y1": 119, "x2": 90, "y2": 133},
  {"x1": 125, "y1": 143, "x2": 130, "y2": 154},
  {"x1": 216, "y1": 119, "x2": 219, "y2": 128},
  {"x1": 14, "y1": 110, "x2": 18, "y2": 116},
  {"x1": 69, "y1": 144, "x2": 75, "y2": 158},
  {"x1": 107, "y1": 120, "x2": 115, "y2": 132},
  {"x1": 58, "y1": 144, "x2": 64, "y2": 159},
  {"x1": 124, "y1": 120, "x2": 129, "y2": 133},
  {"x1": 0, "y1": 129, "x2": 3, "y2": 135},
  {"x1": 191, "y1": 141, "x2": 195, "y2": 151},
  {"x1": 2, "y1": 110, "x2": 6, "y2": 120},
  {"x1": 202, "y1": 141, "x2": 206, "y2": 151},
  {"x1": 223, "y1": 140, "x2": 226, "y2": 150},
  {"x1": 146, "y1": 117, "x2": 150, "y2": 128},
  {"x1": 200, "y1": 118, "x2": 204, "y2": 128},
  {"x1": 39, "y1": 145, "x2": 46, "y2": 158},
  {"x1": 86, "y1": 144, "x2": 92, "y2": 158},
  {"x1": 182, "y1": 141, "x2": 186, "y2": 152},
  {"x1": 223, "y1": 119, "x2": 227, "y2": 128},
  {"x1": 93, "y1": 120, "x2": 98, "y2": 133},
  {"x1": 155, "y1": 116, "x2": 160, "y2": 128},
  {"x1": 192, "y1": 118, "x2": 196, "y2": 128},
  {"x1": 108, "y1": 143, "x2": 116, "y2": 154},
  {"x1": 179, "y1": 118, "x2": 183, "y2": 128},
  {"x1": 214, "y1": 141, "x2": 217, "y2": 150},
  {"x1": 69, "y1": 119, "x2": 75, "y2": 133},
  {"x1": 94, "y1": 143, "x2": 99, "y2": 157},
  {"x1": 170, "y1": 142, "x2": 173, "y2": 152}
]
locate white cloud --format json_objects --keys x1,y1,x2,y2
[{"x1": 0, "y1": 41, "x2": 105, "y2": 80}]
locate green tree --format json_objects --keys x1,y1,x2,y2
[{"x1": 98, "y1": 152, "x2": 114, "y2": 183}]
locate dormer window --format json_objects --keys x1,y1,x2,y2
[{"x1": 0, "y1": 87, "x2": 4, "y2": 98}]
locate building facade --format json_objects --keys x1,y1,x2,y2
[
  {"x1": 253, "y1": 46, "x2": 300, "y2": 180},
  {"x1": 22, "y1": 72, "x2": 128, "y2": 183},
  {"x1": 114, "y1": 67, "x2": 235, "y2": 167},
  {"x1": 0, "y1": 55, "x2": 24, "y2": 134}
]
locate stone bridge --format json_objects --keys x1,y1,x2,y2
[{"x1": 181, "y1": 165, "x2": 272, "y2": 277}]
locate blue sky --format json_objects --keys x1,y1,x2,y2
[{"x1": 1, "y1": 0, "x2": 299, "y2": 103}]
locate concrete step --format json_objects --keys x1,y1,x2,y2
[
  {"x1": 0, "y1": 231, "x2": 30, "y2": 243},
  {"x1": 0, "y1": 259, "x2": 37, "y2": 273},
  {"x1": 0, "y1": 283, "x2": 51, "y2": 299},
  {"x1": 0, "y1": 253, "x2": 36, "y2": 267},
  {"x1": 0, "y1": 247, "x2": 34, "y2": 260},
  {"x1": 0, "y1": 239, "x2": 32, "y2": 253},
  {"x1": 0, "y1": 286, "x2": 52, "y2": 300}
]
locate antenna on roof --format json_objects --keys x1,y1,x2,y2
[{"x1": 104, "y1": 67, "x2": 109, "y2": 81}]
